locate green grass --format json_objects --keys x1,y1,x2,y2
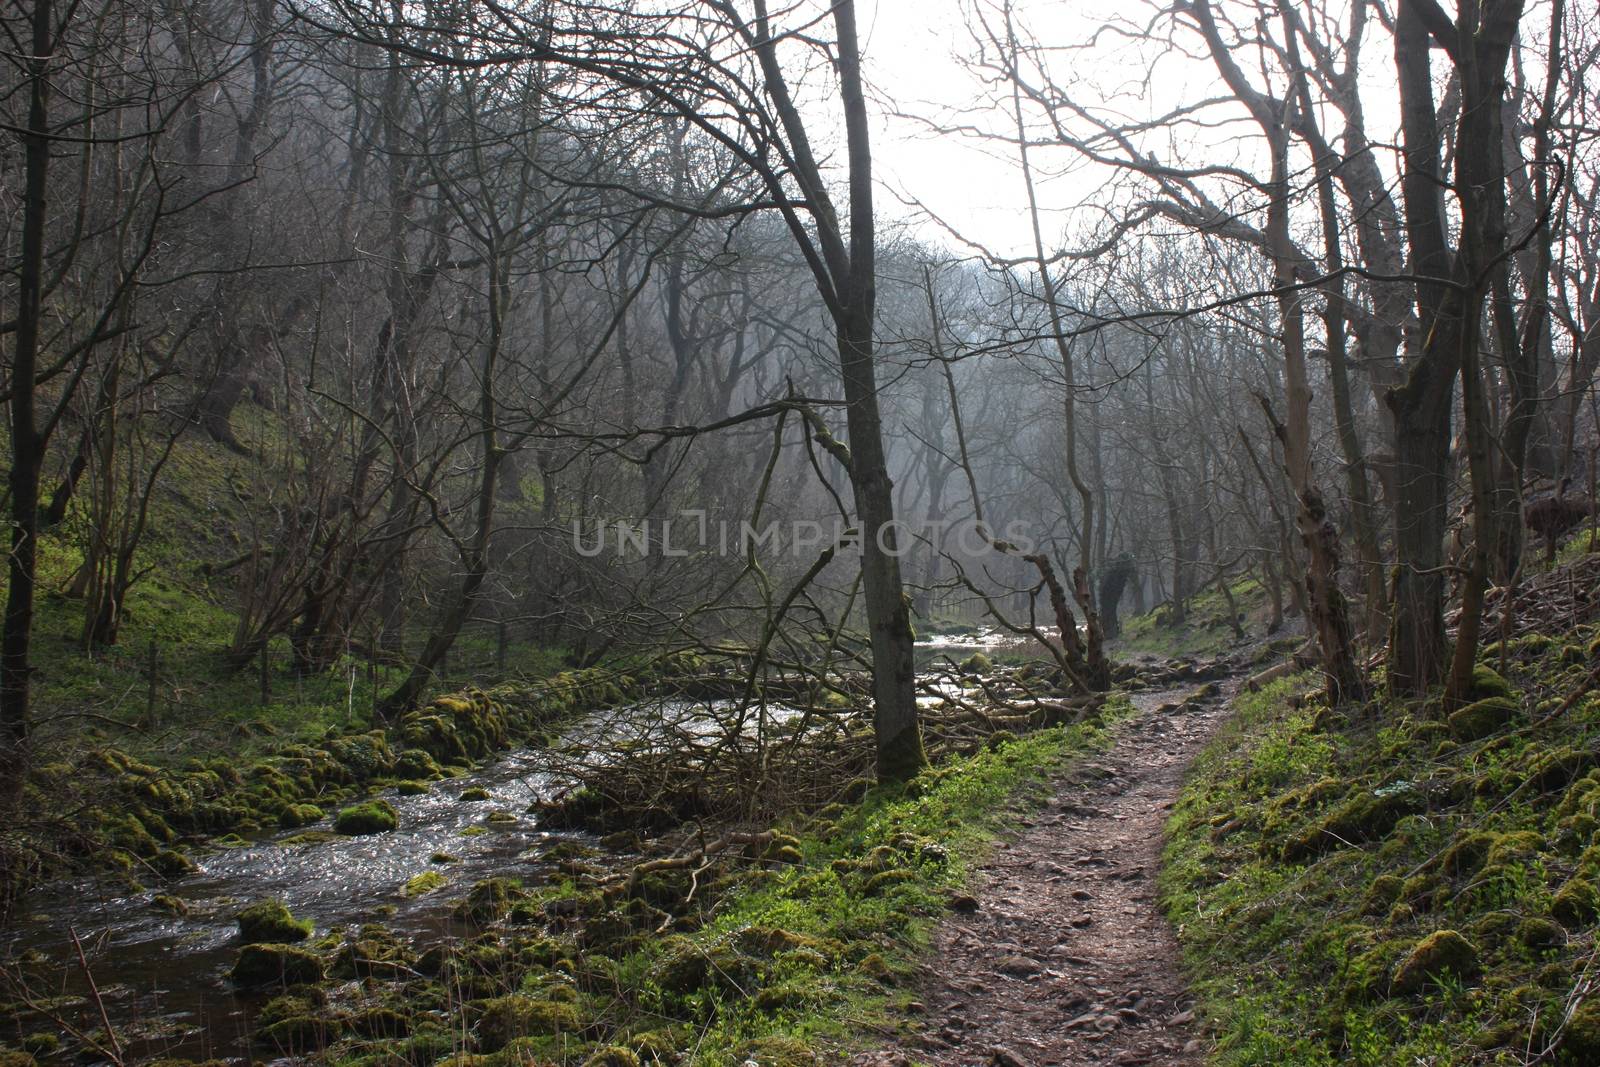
[
  {"x1": 615, "y1": 696, "x2": 1135, "y2": 1063},
  {"x1": 1162, "y1": 630, "x2": 1600, "y2": 1066}
]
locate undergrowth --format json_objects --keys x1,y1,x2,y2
[{"x1": 1163, "y1": 623, "x2": 1600, "y2": 1066}]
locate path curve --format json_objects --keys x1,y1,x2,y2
[{"x1": 859, "y1": 676, "x2": 1239, "y2": 1067}]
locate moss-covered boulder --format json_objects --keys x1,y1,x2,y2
[
  {"x1": 470, "y1": 994, "x2": 581, "y2": 1052},
  {"x1": 1282, "y1": 787, "x2": 1420, "y2": 862},
  {"x1": 1552, "y1": 877, "x2": 1600, "y2": 927},
  {"x1": 404, "y1": 871, "x2": 448, "y2": 897},
  {"x1": 652, "y1": 934, "x2": 761, "y2": 995},
  {"x1": 393, "y1": 749, "x2": 445, "y2": 781},
  {"x1": 236, "y1": 898, "x2": 312, "y2": 943},
  {"x1": 1391, "y1": 930, "x2": 1479, "y2": 994},
  {"x1": 1560, "y1": 1002, "x2": 1600, "y2": 1063},
  {"x1": 334, "y1": 799, "x2": 398, "y2": 836},
  {"x1": 453, "y1": 878, "x2": 527, "y2": 924},
  {"x1": 229, "y1": 943, "x2": 325, "y2": 987},
  {"x1": 1447, "y1": 697, "x2": 1521, "y2": 741},
  {"x1": 959, "y1": 652, "x2": 993, "y2": 674},
  {"x1": 1468, "y1": 664, "x2": 1516, "y2": 700},
  {"x1": 730, "y1": 1036, "x2": 819, "y2": 1066},
  {"x1": 581, "y1": 1048, "x2": 641, "y2": 1067},
  {"x1": 277, "y1": 803, "x2": 325, "y2": 830}
]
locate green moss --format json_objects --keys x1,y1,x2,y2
[
  {"x1": 333, "y1": 799, "x2": 398, "y2": 835},
  {"x1": 581, "y1": 1048, "x2": 642, "y2": 1067},
  {"x1": 1517, "y1": 916, "x2": 1564, "y2": 948},
  {"x1": 404, "y1": 871, "x2": 448, "y2": 897},
  {"x1": 1392, "y1": 930, "x2": 1480, "y2": 994},
  {"x1": 396, "y1": 780, "x2": 431, "y2": 796},
  {"x1": 459, "y1": 786, "x2": 491, "y2": 802},
  {"x1": 1447, "y1": 696, "x2": 1520, "y2": 740},
  {"x1": 229, "y1": 943, "x2": 324, "y2": 987},
  {"x1": 959, "y1": 652, "x2": 993, "y2": 674},
  {"x1": 1469, "y1": 664, "x2": 1516, "y2": 700},
  {"x1": 1552, "y1": 877, "x2": 1600, "y2": 927},
  {"x1": 18, "y1": 1034, "x2": 56, "y2": 1057},
  {"x1": 152, "y1": 893, "x2": 188, "y2": 916},
  {"x1": 151, "y1": 848, "x2": 196, "y2": 876},
  {"x1": 236, "y1": 898, "x2": 312, "y2": 943},
  {"x1": 471, "y1": 995, "x2": 582, "y2": 1052},
  {"x1": 454, "y1": 878, "x2": 527, "y2": 924}
]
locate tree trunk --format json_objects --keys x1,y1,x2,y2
[{"x1": 2, "y1": 0, "x2": 53, "y2": 799}]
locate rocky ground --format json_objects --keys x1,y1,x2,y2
[{"x1": 855, "y1": 671, "x2": 1240, "y2": 1067}]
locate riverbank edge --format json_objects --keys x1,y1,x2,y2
[{"x1": 3, "y1": 654, "x2": 713, "y2": 912}]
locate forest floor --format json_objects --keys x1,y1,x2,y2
[{"x1": 855, "y1": 677, "x2": 1240, "y2": 1067}]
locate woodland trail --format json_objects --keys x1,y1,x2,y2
[{"x1": 856, "y1": 675, "x2": 1239, "y2": 1067}]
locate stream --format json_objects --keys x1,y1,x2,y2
[{"x1": 2, "y1": 637, "x2": 1021, "y2": 1062}]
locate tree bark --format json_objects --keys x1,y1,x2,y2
[{"x1": 2, "y1": 0, "x2": 54, "y2": 798}]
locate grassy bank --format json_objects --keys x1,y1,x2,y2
[{"x1": 1162, "y1": 629, "x2": 1600, "y2": 1065}]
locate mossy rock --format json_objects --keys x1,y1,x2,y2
[
  {"x1": 151, "y1": 848, "x2": 197, "y2": 876},
  {"x1": 454, "y1": 878, "x2": 528, "y2": 924},
  {"x1": 729, "y1": 1036, "x2": 819, "y2": 1066},
  {"x1": 396, "y1": 780, "x2": 432, "y2": 796},
  {"x1": 1469, "y1": 664, "x2": 1516, "y2": 700},
  {"x1": 230, "y1": 943, "x2": 325, "y2": 987},
  {"x1": 1359, "y1": 874, "x2": 1403, "y2": 916},
  {"x1": 347, "y1": 1007, "x2": 410, "y2": 1039},
  {"x1": 959, "y1": 652, "x2": 993, "y2": 674},
  {"x1": 17, "y1": 1035, "x2": 56, "y2": 1057},
  {"x1": 404, "y1": 871, "x2": 448, "y2": 897},
  {"x1": 1281, "y1": 788, "x2": 1419, "y2": 862},
  {"x1": 1391, "y1": 930, "x2": 1479, "y2": 994},
  {"x1": 1518, "y1": 916, "x2": 1565, "y2": 948},
  {"x1": 459, "y1": 787, "x2": 491, "y2": 802},
  {"x1": 393, "y1": 749, "x2": 445, "y2": 781},
  {"x1": 277, "y1": 803, "x2": 325, "y2": 830},
  {"x1": 470, "y1": 995, "x2": 581, "y2": 1052},
  {"x1": 581, "y1": 1048, "x2": 642, "y2": 1067},
  {"x1": 257, "y1": 1012, "x2": 342, "y2": 1052},
  {"x1": 1555, "y1": 811, "x2": 1599, "y2": 855},
  {"x1": 152, "y1": 893, "x2": 189, "y2": 916},
  {"x1": 1485, "y1": 830, "x2": 1546, "y2": 866},
  {"x1": 1552, "y1": 877, "x2": 1600, "y2": 927},
  {"x1": 1560, "y1": 1002, "x2": 1600, "y2": 1063},
  {"x1": 334, "y1": 799, "x2": 398, "y2": 836},
  {"x1": 862, "y1": 868, "x2": 917, "y2": 896},
  {"x1": 1437, "y1": 830, "x2": 1498, "y2": 876},
  {"x1": 651, "y1": 934, "x2": 760, "y2": 995},
  {"x1": 237, "y1": 898, "x2": 312, "y2": 943},
  {"x1": 1448, "y1": 696, "x2": 1521, "y2": 740},
  {"x1": 1529, "y1": 747, "x2": 1600, "y2": 794},
  {"x1": 1470, "y1": 911, "x2": 1520, "y2": 943}
]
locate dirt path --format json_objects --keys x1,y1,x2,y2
[{"x1": 857, "y1": 677, "x2": 1238, "y2": 1067}]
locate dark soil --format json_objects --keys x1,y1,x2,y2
[{"x1": 857, "y1": 679, "x2": 1238, "y2": 1067}]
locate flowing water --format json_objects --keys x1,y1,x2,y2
[
  {"x1": 2, "y1": 727, "x2": 601, "y2": 1062},
  {"x1": 0, "y1": 668, "x2": 1011, "y2": 1062}
]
